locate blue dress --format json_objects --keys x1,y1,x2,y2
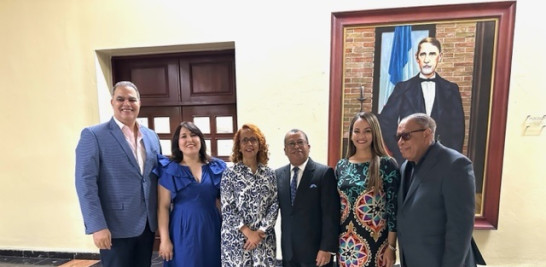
[{"x1": 156, "y1": 155, "x2": 226, "y2": 267}]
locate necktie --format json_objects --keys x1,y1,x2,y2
[{"x1": 291, "y1": 167, "x2": 299, "y2": 206}]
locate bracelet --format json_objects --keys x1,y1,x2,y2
[{"x1": 388, "y1": 244, "x2": 397, "y2": 252}]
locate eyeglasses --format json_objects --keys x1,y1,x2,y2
[
  {"x1": 395, "y1": 129, "x2": 426, "y2": 141},
  {"x1": 240, "y1": 137, "x2": 258, "y2": 144},
  {"x1": 286, "y1": 140, "x2": 307, "y2": 148}
]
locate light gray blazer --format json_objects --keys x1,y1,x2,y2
[
  {"x1": 75, "y1": 118, "x2": 161, "y2": 238},
  {"x1": 397, "y1": 142, "x2": 476, "y2": 267}
]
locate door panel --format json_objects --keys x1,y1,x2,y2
[
  {"x1": 182, "y1": 105, "x2": 237, "y2": 162},
  {"x1": 180, "y1": 56, "x2": 236, "y2": 105},
  {"x1": 113, "y1": 58, "x2": 181, "y2": 106}
]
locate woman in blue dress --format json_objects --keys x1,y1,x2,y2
[
  {"x1": 156, "y1": 121, "x2": 226, "y2": 267},
  {"x1": 336, "y1": 112, "x2": 400, "y2": 267},
  {"x1": 220, "y1": 123, "x2": 279, "y2": 266}
]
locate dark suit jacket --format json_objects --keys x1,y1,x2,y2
[
  {"x1": 379, "y1": 74, "x2": 465, "y2": 164},
  {"x1": 75, "y1": 118, "x2": 161, "y2": 238},
  {"x1": 397, "y1": 142, "x2": 476, "y2": 267},
  {"x1": 276, "y1": 158, "x2": 340, "y2": 264}
]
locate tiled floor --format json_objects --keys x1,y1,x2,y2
[
  {"x1": 0, "y1": 256, "x2": 73, "y2": 266},
  {"x1": 0, "y1": 255, "x2": 394, "y2": 267},
  {"x1": 0, "y1": 253, "x2": 163, "y2": 267}
]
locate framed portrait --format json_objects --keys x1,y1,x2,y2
[{"x1": 327, "y1": 1, "x2": 516, "y2": 229}]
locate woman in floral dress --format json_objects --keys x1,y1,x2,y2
[
  {"x1": 220, "y1": 123, "x2": 279, "y2": 266},
  {"x1": 336, "y1": 112, "x2": 400, "y2": 267}
]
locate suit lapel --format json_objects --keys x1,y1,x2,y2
[
  {"x1": 406, "y1": 76, "x2": 426, "y2": 113},
  {"x1": 141, "y1": 128, "x2": 159, "y2": 176},
  {"x1": 281, "y1": 165, "x2": 291, "y2": 197},
  {"x1": 108, "y1": 119, "x2": 140, "y2": 173},
  {"x1": 400, "y1": 161, "x2": 415, "y2": 208},
  {"x1": 295, "y1": 159, "x2": 315, "y2": 206},
  {"x1": 399, "y1": 161, "x2": 408, "y2": 202},
  {"x1": 279, "y1": 165, "x2": 293, "y2": 211},
  {"x1": 403, "y1": 143, "x2": 441, "y2": 203},
  {"x1": 431, "y1": 75, "x2": 447, "y2": 119},
  {"x1": 299, "y1": 161, "x2": 314, "y2": 189},
  {"x1": 430, "y1": 85, "x2": 440, "y2": 119}
]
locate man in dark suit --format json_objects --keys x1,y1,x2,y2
[
  {"x1": 396, "y1": 113, "x2": 476, "y2": 267},
  {"x1": 75, "y1": 81, "x2": 161, "y2": 267},
  {"x1": 379, "y1": 37, "x2": 465, "y2": 165},
  {"x1": 276, "y1": 129, "x2": 340, "y2": 267}
]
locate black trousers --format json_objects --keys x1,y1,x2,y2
[
  {"x1": 99, "y1": 223, "x2": 155, "y2": 267},
  {"x1": 283, "y1": 256, "x2": 335, "y2": 267}
]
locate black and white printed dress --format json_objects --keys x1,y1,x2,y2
[{"x1": 220, "y1": 162, "x2": 279, "y2": 266}]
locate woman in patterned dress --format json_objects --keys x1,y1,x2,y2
[
  {"x1": 156, "y1": 121, "x2": 226, "y2": 267},
  {"x1": 336, "y1": 112, "x2": 401, "y2": 267},
  {"x1": 220, "y1": 123, "x2": 279, "y2": 266}
]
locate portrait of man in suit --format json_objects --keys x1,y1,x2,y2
[
  {"x1": 396, "y1": 113, "x2": 477, "y2": 267},
  {"x1": 75, "y1": 81, "x2": 161, "y2": 267},
  {"x1": 276, "y1": 129, "x2": 340, "y2": 267},
  {"x1": 379, "y1": 37, "x2": 465, "y2": 165}
]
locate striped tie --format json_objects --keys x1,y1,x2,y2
[{"x1": 291, "y1": 167, "x2": 299, "y2": 205}]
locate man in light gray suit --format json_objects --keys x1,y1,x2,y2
[
  {"x1": 76, "y1": 81, "x2": 161, "y2": 267},
  {"x1": 396, "y1": 113, "x2": 477, "y2": 267}
]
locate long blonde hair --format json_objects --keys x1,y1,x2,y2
[{"x1": 346, "y1": 112, "x2": 390, "y2": 193}]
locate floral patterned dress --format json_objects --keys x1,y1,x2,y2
[
  {"x1": 220, "y1": 162, "x2": 279, "y2": 267},
  {"x1": 336, "y1": 157, "x2": 400, "y2": 267}
]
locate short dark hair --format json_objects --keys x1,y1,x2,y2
[
  {"x1": 284, "y1": 129, "x2": 309, "y2": 145},
  {"x1": 416, "y1": 37, "x2": 442, "y2": 58}
]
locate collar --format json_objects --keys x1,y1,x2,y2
[
  {"x1": 112, "y1": 116, "x2": 139, "y2": 131},
  {"x1": 291, "y1": 157, "x2": 310, "y2": 172},
  {"x1": 413, "y1": 141, "x2": 437, "y2": 167},
  {"x1": 419, "y1": 73, "x2": 437, "y2": 80}
]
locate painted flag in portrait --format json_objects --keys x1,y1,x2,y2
[{"x1": 388, "y1": 25, "x2": 413, "y2": 85}]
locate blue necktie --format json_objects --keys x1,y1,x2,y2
[{"x1": 291, "y1": 167, "x2": 299, "y2": 206}]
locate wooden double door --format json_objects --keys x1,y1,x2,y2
[{"x1": 112, "y1": 50, "x2": 237, "y2": 162}]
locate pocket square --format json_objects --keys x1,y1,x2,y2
[{"x1": 309, "y1": 184, "x2": 317, "y2": 188}]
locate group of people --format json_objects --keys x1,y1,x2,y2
[{"x1": 75, "y1": 36, "x2": 481, "y2": 267}]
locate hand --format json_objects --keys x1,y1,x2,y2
[
  {"x1": 158, "y1": 240, "x2": 174, "y2": 261},
  {"x1": 242, "y1": 228, "x2": 265, "y2": 250},
  {"x1": 92, "y1": 229, "x2": 111, "y2": 250},
  {"x1": 315, "y1": 250, "x2": 332, "y2": 266},
  {"x1": 381, "y1": 247, "x2": 396, "y2": 267},
  {"x1": 243, "y1": 239, "x2": 258, "y2": 251}
]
